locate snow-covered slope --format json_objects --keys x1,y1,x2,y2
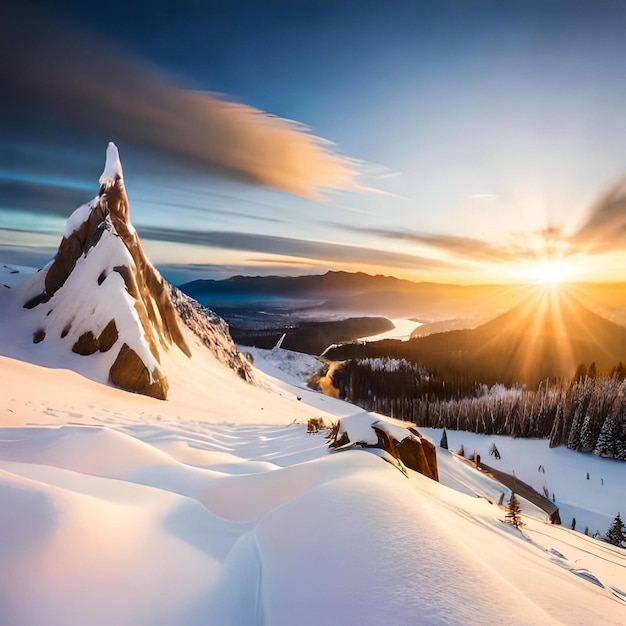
[
  {"x1": 0, "y1": 144, "x2": 249, "y2": 399},
  {"x1": 421, "y1": 427, "x2": 626, "y2": 541},
  {"x1": 1, "y1": 344, "x2": 625, "y2": 624}
]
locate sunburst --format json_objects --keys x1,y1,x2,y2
[{"x1": 524, "y1": 260, "x2": 572, "y2": 286}]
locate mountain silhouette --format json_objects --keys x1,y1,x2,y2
[
  {"x1": 326, "y1": 288, "x2": 626, "y2": 387},
  {"x1": 181, "y1": 271, "x2": 530, "y2": 320}
]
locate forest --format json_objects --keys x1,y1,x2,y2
[{"x1": 326, "y1": 358, "x2": 626, "y2": 460}]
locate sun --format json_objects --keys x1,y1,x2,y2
[{"x1": 526, "y1": 260, "x2": 570, "y2": 285}]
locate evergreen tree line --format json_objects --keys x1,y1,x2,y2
[{"x1": 329, "y1": 359, "x2": 626, "y2": 460}]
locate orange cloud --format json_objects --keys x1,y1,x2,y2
[{"x1": 1, "y1": 8, "x2": 357, "y2": 199}]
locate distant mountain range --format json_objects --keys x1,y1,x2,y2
[
  {"x1": 181, "y1": 272, "x2": 626, "y2": 325},
  {"x1": 181, "y1": 272, "x2": 532, "y2": 322},
  {"x1": 325, "y1": 289, "x2": 626, "y2": 388}
]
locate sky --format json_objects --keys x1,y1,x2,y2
[{"x1": 3, "y1": 0, "x2": 626, "y2": 285}]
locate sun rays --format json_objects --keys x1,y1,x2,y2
[{"x1": 528, "y1": 260, "x2": 571, "y2": 286}]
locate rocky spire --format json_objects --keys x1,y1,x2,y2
[{"x1": 24, "y1": 143, "x2": 192, "y2": 399}]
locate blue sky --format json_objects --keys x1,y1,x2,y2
[{"x1": 3, "y1": 0, "x2": 626, "y2": 284}]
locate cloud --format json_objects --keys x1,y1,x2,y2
[
  {"x1": 138, "y1": 199, "x2": 287, "y2": 224},
  {"x1": 377, "y1": 171, "x2": 402, "y2": 180},
  {"x1": 330, "y1": 225, "x2": 535, "y2": 264},
  {"x1": 246, "y1": 258, "x2": 321, "y2": 266},
  {"x1": 0, "y1": 180, "x2": 93, "y2": 218},
  {"x1": 137, "y1": 226, "x2": 459, "y2": 271},
  {"x1": 1, "y1": 7, "x2": 358, "y2": 200},
  {"x1": 570, "y1": 177, "x2": 626, "y2": 252}
]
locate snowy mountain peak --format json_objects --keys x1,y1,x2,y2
[
  {"x1": 1, "y1": 143, "x2": 250, "y2": 399},
  {"x1": 99, "y1": 141, "x2": 124, "y2": 187}
]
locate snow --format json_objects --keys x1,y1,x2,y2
[
  {"x1": 0, "y1": 401, "x2": 624, "y2": 624},
  {"x1": 99, "y1": 141, "x2": 124, "y2": 186},
  {"x1": 243, "y1": 345, "x2": 323, "y2": 386},
  {"x1": 0, "y1": 263, "x2": 38, "y2": 288},
  {"x1": 1, "y1": 266, "x2": 625, "y2": 623},
  {"x1": 420, "y1": 427, "x2": 626, "y2": 540},
  {"x1": 63, "y1": 200, "x2": 95, "y2": 238},
  {"x1": 336, "y1": 411, "x2": 379, "y2": 445},
  {"x1": 0, "y1": 230, "x2": 161, "y2": 385}
]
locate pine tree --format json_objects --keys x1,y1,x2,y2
[
  {"x1": 440, "y1": 428, "x2": 448, "y2": 449},
  {"x1": 596, "y1": 411, "x2": 615, "y2": 458},
  {"x1": 568, "y1": 405, "x2": 583, "y2": 451},
  {"x1": 579, "y1": 414, "x2": 595, "y2": 453},
  {"x1": 505, "y1": 492, "x2": 523, "y2": 529},
  {"x1": 605, "y1": 513, "x2": 626, "y2": 547},
  {"x1": 595, "y1": 403, "x2": 626, "y2": 460}
]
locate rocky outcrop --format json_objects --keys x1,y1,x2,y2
[
  {"x1": 20, "y1": 143, "x2": 205, "y2": 399},
  {"x1": 26, "y1": 144, "x2": 190, "y2": 360},
  {"x1": 72, "y1": 331, "x2": 99, "y2": 355},
  {"x1": 375, "y1": 425, "x2": 438, "y2": 481},
  {"x1": 18, "y1": 142, "x2": 254, "y2": 399},
  {"x1": 329, "y1": 413, "x2": 438, "y2": 481},
  {"x1": 109, "y1": 343, "x2": 168, "y2": 400},
  {"x1": 97, "y1": 319, "x2": 118, "y2": 352},
  {"x1": 168, "y1": 284, "x2": 253, "y2": 382},
  {"x1": 70, "y1": 320, "x2": 118, "y2": 355},
  {"x1": 44, "y1": 204, "x2": 107, "y2": 300}
]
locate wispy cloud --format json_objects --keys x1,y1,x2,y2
[
  {"x1": 570, "y1": 177, "x2": 626, "y2": 253},
  {"x1": 137, "y1": 226, "x2": 460, "y2": 271},
  {"x1": 0, "y1": 180, "x2": 93, "y2": 218},
  {"x1": 328, "y1": 203, "x2": 374, "y2": 216},
  {"x1": 329, "y1": 224, "x2": 534, "y2": 264},
  {"x1": 1, "y1": 7, "x2": 358, "y2": 200},
  {"x1": 137, "y1": 199, "x2": 288, "y2": 225}
]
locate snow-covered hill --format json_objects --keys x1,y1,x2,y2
[{"x1": 0, "y1": 343, "x2": 625, "y2": 624}]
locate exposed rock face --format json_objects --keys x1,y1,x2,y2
[
  {"x1": 109, "y1": 343, "x2": 168, "y2": 400},
  {"x1": 168, "y1": 284, "x2": 252, "y2": 382},
  {"x1": 97, "y1": 319, "x2": 118, "y2": 352},
  {"x1": 329, "y1": 413, "x2": 438, "y2": 481},
  {"x1": 72, "y1": 331, "x2": 99, "y2": 355},
  {"x1": 20, "y1": 142, "x2": 239, "y2": 399},
  {"x1": 29, "y1": 144, "x2": 190, "y2": 360},
  {"x1": 69, "y1": 321, "x2": 119, "y2": 355},
  {"x1": 44, "y1": 208, "x2": 106, "y2": 300},
  {"x1": 377, "y1": 426, "x2": 438, "y2": 481}
]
